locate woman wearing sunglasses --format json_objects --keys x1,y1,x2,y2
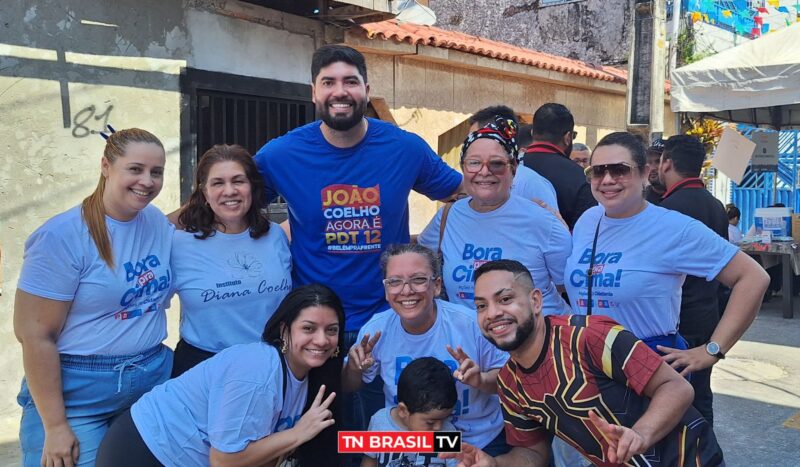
[
  {"x1": 417, "y1": 117, "x2": 572, "y2": 316},
  {"x1": 565, "y1": 132, "x2": 768, "y2": 377}
]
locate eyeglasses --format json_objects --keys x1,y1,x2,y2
[
  {"x1": 584, "y1": 162, "x2": 638, "y2": 181},
  {"x1": 566, "y1": 130, "x2": 578, "y2": 139},
  {"x1": 462, "y1": 159, "x2": 512, "y2": 175},
  {"x1": 383, "y1": 276, "x2": 434, "y2": 293}
]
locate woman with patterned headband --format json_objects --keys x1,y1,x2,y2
[{"x1": 417, "y1": 116, "x2": 572, "y2": 317}]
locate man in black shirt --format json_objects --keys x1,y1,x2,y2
[
  {"x1": 658, "y1": 135, "x2": 729, "y2": 425},
  {"x1": 645, "y1": 139, "x2": 666, "y2": 204},
  {"x1": 522, "y1": 103, "x2": 596, "y2": 229}
]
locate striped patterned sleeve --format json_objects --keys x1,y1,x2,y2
[
  {"x1": 585, "y1": 316, "x2": 662, "y2": 395},
  {"x1": 497, "y1": 365, "x2": 549, "y2": 448}
]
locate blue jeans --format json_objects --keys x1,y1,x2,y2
[{"x1": 18, "y1": 344, "x2": 172, "y2": 467}]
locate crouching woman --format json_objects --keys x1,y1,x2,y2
[{"x1": 96, "y1": 284, "x2": 344, "y2": 467}]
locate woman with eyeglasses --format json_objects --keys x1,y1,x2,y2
[
  {"x1": 565, "y1": 131, "x2": 768, "y2": 376},
  {"x1": 341, "y1": 244, "x2": 510, "y2": 457},
  {"x1": 417, "y1": 117, "x2": 572, "y2": 316}
]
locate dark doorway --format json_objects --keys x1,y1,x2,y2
[{"x1": 181, "y1": 69, "x2": 315, "y2": 220}]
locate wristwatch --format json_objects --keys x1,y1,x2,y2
[{"x1": 705, "y1": 341, "x2": 725, "y2": 360}]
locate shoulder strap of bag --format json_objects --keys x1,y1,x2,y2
[
  {"x1": 438, "y1": 201, "x2": 454, "y2": 253},
  {"x1": 586, "y1": 217, "x2": 602, "y2": 316},
  {"x1": 278, "y1": 348, "x2": 288, "y2": 399}
]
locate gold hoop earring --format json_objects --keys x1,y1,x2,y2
[
  {"x1": 331, "y1": 347, "x2": 340, "y2": 358},
  {"x1": 280, "y1": 338, "x2": 288, "y2": 354}
]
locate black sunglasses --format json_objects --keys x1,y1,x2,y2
[{"x1": 584, "y1": 162, "x2": 638, "y2": 181}]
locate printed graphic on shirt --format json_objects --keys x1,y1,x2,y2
[
  {"x1": 118, "y1": 254, "x2": 171, "y2": 320},
  {"x1": 199, "y1": 250, "x2": 291, "y2": 304},
  {"x1": 567, "y1": 248, "x2": 623, "y2": 310},
  {"x1": 393, "y1": 355, "x2": 471, "y2": 422},
  {"x1": 227, "y1": 252, "x2": 263, "y2": 278},
  {"x1": 322, "y1": 184, "x2": 383, "y2": 254},
  {"x1": 450, "y1": 243, "x2": 503, "y2": 300}
]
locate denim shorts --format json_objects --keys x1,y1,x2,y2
[{"x1": 17, "y1": 344, "x2": 172, "y2": 467}]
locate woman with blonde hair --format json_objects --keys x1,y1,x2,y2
[{"x1": 15, "y1": 127, "x2": 174, "y2": 467}]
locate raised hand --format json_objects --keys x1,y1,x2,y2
[
  {"x1": 292, "y1": 385, "x2": 336, "y2": 444},
  {"x1": 347, "y1": 332, "x2": 381, "y2": 372},
  {"x1": 446, "y1": 345, "x2": 481, "y2": 389},
  {"x1": 588, "y1": 410, "x2": 646, "y2": 464}
]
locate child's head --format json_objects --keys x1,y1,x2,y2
[
  {"x1": 726, "y1": 204, "x2": 741, "y2": 226},
  {"x1": 395, "y1": 357, "x2": 457, "y2": 431}
]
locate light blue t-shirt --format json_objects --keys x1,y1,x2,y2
[
  {"x1": 132, "y1": 342, "x2": 307, "y2": 467},
  {"x1": 355, "y1": 299, "x2": 508, "y2": 448},
  {"x1": 512, "y1": 165, "x2": 559, "y2": 210},
  {"x1": 171, "y1": 225, "x2": 292, "y2": 352},
  {"x1": 564, "y1": 204, "x2": 739, "y2": 339},
  {"x1": 365, "y1": 407, "x2": 457, "y2": 466},
  {"x1": 18, "y1": 204, "x2": 173, "y2": 356},
  {"x1": 418, "y1": 196, "x2": 572, "y2": 316}
]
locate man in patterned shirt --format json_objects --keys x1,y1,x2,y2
[{"x1": 445, "y1": 259, "x2": 724, "y2": 467}]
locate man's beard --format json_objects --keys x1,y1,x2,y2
[
  {"x1": 318, "y1": 98, "x2": 367, "y2": 131},
  {"x1": 486, "y1": 314, "x2": 535, "y2": 352},
  {"x1": 651, "y1": 173, "x2": 666, "y2": 192}
]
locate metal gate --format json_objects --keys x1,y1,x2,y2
[
  {"x1": 730, "y1": 127, "x2": 800, "y2": 232},
  {"x1": 196, "y1": 89, "x2": 314, "y2": 159}
]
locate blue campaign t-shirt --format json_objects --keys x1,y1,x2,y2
[
  {"x1": 365, "y1": 407, "x2": 458, "y2": 466},
  {"x1": 354, "y1": 299, "x2": 508, "y2": 448},
  {"x1": 564, "y1": 204, "x2": 739, "y2": 339},
  {"x1": 254, "y1": 119, "x2": 462, "y2": 331},
  {"x1": 418, "y1": 196, "x2": 572, "y2": 316},
  {"x1": 132, "y1": 342, "x2": 307, "y2": 467},
  {"x1": 512, "y1": 165, "x2": 559, "y2": 210},
  {"x1": 171, "y1": 225, "x2": 292, "y2": 352},
  {"x1": 18, "y1": 204, "x2": 172, "y2": 356}
]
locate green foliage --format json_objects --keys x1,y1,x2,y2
[{"x1": 676, "y1": 22, "x2": 717, "y2": 66}]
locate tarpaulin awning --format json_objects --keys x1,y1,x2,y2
[{"x1": 670, "y1": 23, "x2": 800, "y2": 128}]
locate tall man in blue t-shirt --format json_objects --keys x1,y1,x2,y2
[{"x1": 253, "y1": 44, "x2": 463, "y2": 431}]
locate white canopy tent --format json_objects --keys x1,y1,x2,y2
[{"x1": 670, "y1": 23, "x2": 800, "y2": 129}]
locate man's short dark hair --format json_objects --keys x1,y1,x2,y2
[
  {"x1": 469, "y1": 105, "x2": 518, "y2": 127},
  {"x1": 517, "y1": 124, "x2": 534, "y2": 149},
  {"x1": 311, "y1": 45, "x2": 368, "y2": 84},
  {"x1": 531, "y1": 103, "x2": 574, "y2": 144},
  {"x1": 662, "y1": 135, "x2": 706, "y2": 178},
  {"x1": 474, "y1": 259, "x2": 535, "y2": 290},
  {"x1": 396, "y1": 357, "x2": 457, "y2": 414}
]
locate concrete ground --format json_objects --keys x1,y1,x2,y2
[
  {"x1": 711, "y1": 298, "x2": 800, "y2": 466},
  {"x1": 0, "y1": 301, "x2": 798, "y2": 465}
]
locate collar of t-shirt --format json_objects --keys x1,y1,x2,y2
[
  {"x1": 661, "y1": 177, "x2": 705, "y2": 199},
  {"x1": 525, "y1": 142, "x2": 568, "y2": 158}
]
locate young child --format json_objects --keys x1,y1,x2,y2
[{"x1": 362, "y1": 357, "x2": 458, "y2": 467}]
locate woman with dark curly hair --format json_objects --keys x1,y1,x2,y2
[{"x1": 170, "y1": 144, "x2": 292, "y2": 376}]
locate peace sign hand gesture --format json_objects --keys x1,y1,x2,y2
[
  {"x1": 347, "y1": 332, "x2": 381, "y2": 373},
  {"x1": 588, "y1": 410, "x2": 646, "y2": 465},
  {"x1": 446, "y1": 345, "x2": 481, "y2": 389},
  {"x1": 292, "y1": 385, "x2": 336, "y2": 444}
]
